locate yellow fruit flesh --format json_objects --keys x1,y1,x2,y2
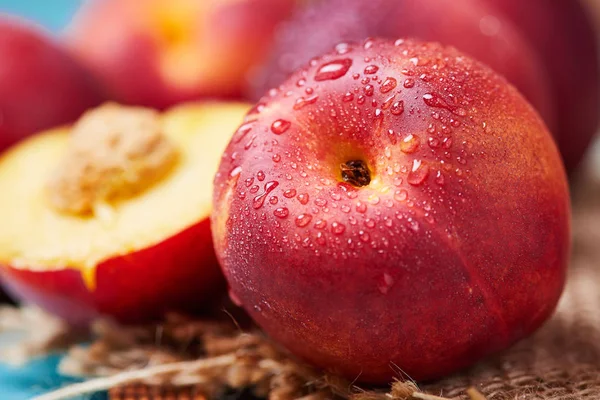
[{"x1": 0, "y1": 102, "x2": 248, "y2": 284}]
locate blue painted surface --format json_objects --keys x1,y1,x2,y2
[
  {"x1": 0, "y1": 353, "x2": 106, "y2": 400},
  {"x1": 0, "y1": 0, "x2": 82, "y2": 32}
]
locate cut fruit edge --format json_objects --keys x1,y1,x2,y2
[{"x1": 0, "y1": 101, "x2": 250, "y2": 290}]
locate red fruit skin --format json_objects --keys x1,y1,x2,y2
[
  {"x1": 0, "y1": 218, "x2": 224, "y2": 326},
  {"x1": 66, "y1": 0, "x2": 294, "y2": 109},
  {"x1": 0, "y1": 16, "x2": 105, "y2": 152},
  {"x1": 252, "y1": 0, "x2": 555, "y2": 132},
  {"x1": 213, "y1": 39, "x2": 570, "y2": 383},
  {"x1": 483, "y1": 0, "x2": 599, "y2": 172}
]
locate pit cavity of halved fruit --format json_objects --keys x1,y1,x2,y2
[
  {"x1": 0, "y1": 101, "x2": 250, "y2": 324},
  {"x1": 47, "y1": 103, "x2": 179, "y2": 215}
]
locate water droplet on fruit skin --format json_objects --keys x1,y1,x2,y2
[
  {"x1": 244, "y1": 135, "x2": 256, "y2": 150},
  {"x1": 272, "y1": 154, "x2": 281, "y2": 162},
  {"x1": 384, "y1": 146, "x2": 392, "y2": 159},
  {"x1": 335, "y1": 42, "x2": 352, "y2": 54},
  {"x1": 274, "y1": 207, "x2": 289, "y2": 218},
  {"x1": 283, "y1": 189, "x2": 296, "y2": 198},
  {"x1": 229, "y1": 166, "x2": 242, "y2": 178},
  {"x1": 364, "y1": 65, "x2": 379, "y2": 74},
  {"x1": 295, "y1": 213, "x2": 313, "y2": 227},
  {"x1": 293, "y1": 95, "x2": 319, "y2": 110},
  {"x1": 271, "y1": 119, "x2": 291, "y2": 135},
  {"x1": 428, "y1": 137, "x2": 440, "y2": 148},
  {"x1": 314, "y1": 198, "x2": 327, "y2": 207},
  {"x1": 423, "y1": 93, "x2": 450, "y2": 109},
  {"x1": 394, "y1": 189, "x2": 408, "y2": 202},
  {"x1": 380, "y1": 77, "x2": 397, "y2": 93},
  {"x1": 314, "y1": 58, "x2": 353, "y2": 81},
  {"x1": 401, "y1": 134, "x2": 419, "y2": 154},
  {"x1": 403, "y1": 78, "x2": 415, "y2": 88},
  {"x1": 331, "y1": 222, "x2": 346, "y2": 235},
  {"x1": 343, "y1": 92, "x2": 354, "y2": 102},
  {"x1": 269, "y1": 196, "x2": 278, "y2": 205},
  {"x1": 364, "y1": 84, "x2": 374, "y2": 96},
  {"x1": 407, "y1": 160, "x2": 430, "y2": 186},
  {"x1": 298, "y1": 193, "x2": 309, "y2": 205},
  {"x1": 257, "y1": 170, "x2": 266, "y2": 181},
  {"x1": 314, "y1": 219, "x2": 327, "y2": 230},
  {"x1": 253, "y1": 181, "x2": 279, "y2": 209},
  {"x1": 390, "y1": 101, "x2": 405, "y2": 115},
  {"x1": 250, "y1": 185, "x2": 259, "y2": 193},
  {"x1": 315, "y1": 231, "x2": 327, "y2": 245},
  {"x1": 356, "y1": 201, "x2": 367, "y2": 213},
  {"x1": 435, "y1": 170, "x2": 445, "y2": 185},
  {"x1": 234, "y1": 123, "x2": 253, "y2": 143}
]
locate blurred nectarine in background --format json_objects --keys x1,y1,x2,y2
[
  {"x1": 484, "y1": 0, "x2": 599, "y2": 173},
  {"x1": 66, "y1": 0, "x2": 295, "y2": 109},
  {"x1": 213, "y1": 39, "x2": 570, "y2": 383},
  {"x1": 252, "y1": 0, "x2": 599, "y2": 172},
  {"x1": 0, "y1": 15, "x2": 105, "y2": 152},
  {"x1": 0, "y1": 101, "x2": 249, "y2": 325}
]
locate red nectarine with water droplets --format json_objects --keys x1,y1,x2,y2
[{"x1": 212, "y1": 39, "x2": 570, "y2": 383}]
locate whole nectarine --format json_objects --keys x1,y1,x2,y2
[
  {"x1": 66, "y1": 0, "x2": 295, "y2": 109},
  {"x1": 0, "y1": 15, "x2": 105, "y2": 152},
  {"x1": 0, "y1": 101, "x2": 249, "y2": 325},
  {"x1": 213, "y1": 39, "x2": 570, "y2": 383}
]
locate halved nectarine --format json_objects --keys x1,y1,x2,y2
[{"x1": 0, "y1": 101, "x2": 249, "y2": 325}]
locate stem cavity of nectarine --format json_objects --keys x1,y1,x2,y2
[
  {"x1": 340, "y1": 160, "x2": 371, "y2": 187},
  {"x1": 46, "y1": 103, "x2": 179, "y2": 216}
]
